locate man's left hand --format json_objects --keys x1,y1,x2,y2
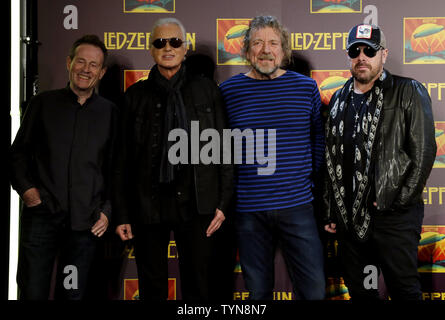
[{"x1": 91, "y1": 212, "x2": 109, "y2": 237}]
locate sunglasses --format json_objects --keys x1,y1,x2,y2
[
  {"x1": 347, "y1": 45, "x2": 381, "y2": 59},
  {"x1": 151, "y1": 38, "x2": 184, "y2": 49}
]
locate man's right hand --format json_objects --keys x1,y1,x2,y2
[
  {"x1": 116, "y1": 224, "x2": 134, "y2": 241},
  {"x1": 22, "y1": 187, "x2": 42, "y2": 207},
  {"x1": 324, "y1": 223, "x2": 337, "y2": 234}
]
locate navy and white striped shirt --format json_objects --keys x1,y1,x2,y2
[{"x1": 219, "y1": 71, "x2": 324, "y2": 212}]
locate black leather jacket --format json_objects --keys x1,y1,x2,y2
[
  {"x1": 323, "y1": 70, "x2": 436, "y2": 225},
  {"x1": 113, "y1": 71, "x2": 233, "y2": 226}
]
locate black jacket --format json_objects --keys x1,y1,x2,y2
[
  {"x1": 323, "y1": 70, "x2": 436, "y2": 225},
  {"x1": 10, "y1": 87, "x2": 117, "y2": 230},
  {"x1": 113, "y1": 71, "x2": 234, "y2": 226}
]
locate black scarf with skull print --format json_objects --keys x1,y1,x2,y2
[{"x1": 325, "y1": 71, "x2": 385, "y2": 241}]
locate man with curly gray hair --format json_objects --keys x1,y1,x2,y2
[
  {"x1": 241, "y1": 15, "x2": 292, "y2": 75},
  {"x1": 220, "y1": 15, "x2": 326, "y2": 300}
]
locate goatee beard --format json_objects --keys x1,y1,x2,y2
[
  {"x1": 354, "y1": 75, "x2": 373, "y2": 84},
  {"x1": 351, "y1": 69, "x2": 383, "y2": 85},
  {"x1": 252, "y1": 64, "x2": 279, "y2": 79},
  {"x1": 352, "y1": 66, "x2": 381, "y2": 85}
]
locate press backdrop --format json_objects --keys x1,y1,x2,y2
[{"x1": 35, "y1": 0, "x2": 445, "y2": 300}]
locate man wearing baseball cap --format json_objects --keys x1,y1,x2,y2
[{"x1": 323, "y1": 24, "x2": 436, "y2": 300}]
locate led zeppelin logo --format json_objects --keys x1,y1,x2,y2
[
  {"x1": 434, "y1": 122, "x2": 445, "y2": 168},
  {"x1": 124, "y1": 70, "x2": 150, "y2": 91},
  {"x1": 124, "y1": 279, "x2": 139, "y2": 300},
  {"x1": 124, "y1": 278, "x2": 177, "y2": 299},
  {"x1": 311, "y1": 70, "x2": 350, "y2": 106},
  {"x1": 418, "y1": 226, "x2": 445, "y2": 273},
  {"x1": 310, "y1": 0, "x2": 362, "y2": 13},
  {"x1": 217, "y1": 19, "x2": 251, "y2": 65},
  {"x1": 404, "y1": 17, "x2": 445, "y2": 64},
  {"x1": 123, "y1": 0, "x2": 175, "y2": 13}
]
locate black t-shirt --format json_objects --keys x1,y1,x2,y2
[{"x1": 343, "y1": 92, "x2": 366, "y2": 213}]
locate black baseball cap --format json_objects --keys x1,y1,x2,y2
[{"x1": 347, "y1": 24, "x2": 387, "y2": 50}]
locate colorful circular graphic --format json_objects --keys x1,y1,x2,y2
[
  {"x1": 411, "y1": 23, "x2": 445, "y2": 55},
  {"x1": 418, "y1": 231, "x2": 445, "y2": 272},
  {"x1": 319, "y1": 76, "x2": 348, "y2": 105},
  {"x1": 224, "y1": 24, "x2": 249, "y2": 55},
  {"x1": 131, "y1": 4, "x2": 168, "y2": 12}
]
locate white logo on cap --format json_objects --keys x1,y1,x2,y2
[{"x1": 356, "y1": 25, "x2": 372, "y2": 39}]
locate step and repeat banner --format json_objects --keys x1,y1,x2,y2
[{"x1": 36, "y1": 0, "x2": 445, "y2": 300}]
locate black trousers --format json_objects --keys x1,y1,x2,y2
[
  {"x1": 17, "y1": 204, "x2": 98, "y2": 300},
  {"x1": 133, "y1": 214, "x2": 215, "y2": 301},
  {"x1": 338, "y1": 203, "x2": 424, "y2": 300}
]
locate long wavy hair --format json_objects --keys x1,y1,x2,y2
[{"x1": 241, "y1": 15, "x2": 292, "y2": 67}]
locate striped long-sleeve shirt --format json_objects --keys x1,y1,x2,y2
[{"x1": 219, "y1": 71, "x2": 324, "y2": 212}]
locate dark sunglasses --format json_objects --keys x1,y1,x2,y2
[
  {"x1": 347, "y1": 45, "x2": 381, "y2": 59},
  {"x1": 151, "y1": 38, "x2": 184, "y2": 49}
]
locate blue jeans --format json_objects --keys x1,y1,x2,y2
[{"x1": 236, "y1": 203, "x2": 325, "y2": 300}]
